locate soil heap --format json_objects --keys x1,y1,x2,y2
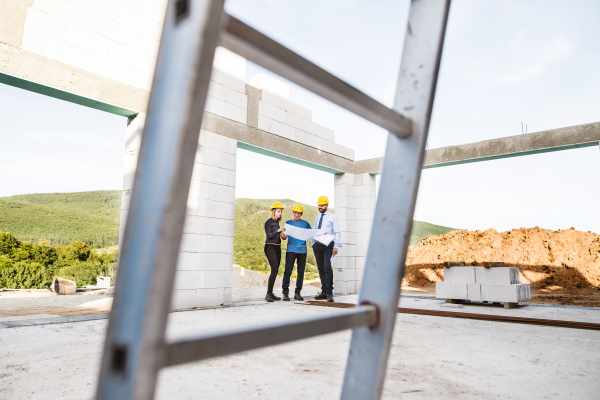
[{"x1": 403, "y1": 227, "x2": 600, "y2": 289}]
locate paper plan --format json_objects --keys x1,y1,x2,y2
[
  {"x1": 313, "y1": 234, "x2": 334, "y2": 246},
  {"x1": 284, "y1": 224, "x2": 326, "y2": 241}
]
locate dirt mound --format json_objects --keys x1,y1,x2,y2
[{"x1": 403, "y1": 227, "x2": 600, "y2": 289}]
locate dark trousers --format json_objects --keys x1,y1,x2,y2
[
  {"x1": 264, "y1": 244, "x2": 281, "y2": 294},
  {"x1": 282, "y1": 252, "x2": 307, "y2": 295},
  {"x1": 313, "y1": 242, "x2": 334, "y2": 295}
]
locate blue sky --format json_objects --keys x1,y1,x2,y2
[{"x1": 0, "y1": 0, "x2": 598, "y2": 232}]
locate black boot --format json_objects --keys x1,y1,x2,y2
[
  {"x1": 271, "y1": 293, "x2": 281, "y2": 301},
  {"x1": 327, "y1": 294, "x2": 334, "y2": 302},
  {"x1": 294, "y1": 293, "x2": 304, "y2": 301},
  {"x1": 265, "y1": 293, "x2": 275, "y2": 302},
  {"x1": 283, "y1": 293, "x2": 290, "y2": 301},
  {"x1": 314, "y1": 292, "x2": 327, "y2": 300}
]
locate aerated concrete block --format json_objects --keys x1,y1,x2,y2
[
  {"x1": 481, "y1": 283, "x2": 531, "y2": 303},
  {"x1": 443, "y1": 267, "x2": 476, "y2": 283},
  {"x1": 475, "y1": 267, "x2": 519, "y2": 285},
  {"x1": 467, "y1": 283, "x2": 482, "y2": 301},
  {"x1": 436, "y1": 282, "x2": 468, "y2": 300}
]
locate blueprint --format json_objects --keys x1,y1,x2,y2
[
  {"x1": 313, "y1": 233, "x2": 334, "y2": 246},
  {"x1": 284, "y1": 224, "x2": 326, "y2": 241}
]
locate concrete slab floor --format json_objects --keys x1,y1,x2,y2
[{"x1": 0, "y1": 296, "x2": 599, "y2": 399}]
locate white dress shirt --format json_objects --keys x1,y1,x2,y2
[{"x1": 313, "y1": 210, "x2": 341, "y2": 249}]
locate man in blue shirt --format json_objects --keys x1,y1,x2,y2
[
  {"x1": 281, "y1": 204, "x2": 312, "y2": 301},
  {"x1": 312, "y1": 196, "x2": 341, "y2": 302}
]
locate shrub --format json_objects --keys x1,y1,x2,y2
[
  {"x1": 0, "y1": 232, "x2": 118, "y2": 289},
  {"x1": 0, "y1": 260, "x2": 51, "y2": 289},
  {"x1": 0, "y1": 232, "x2": 20, "y2": 256},
  {"x1": 56, "y1": 260, "x2": 107, "y2": 287}
]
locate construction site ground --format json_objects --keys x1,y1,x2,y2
[{"x1": 1, "y1": 294, "x2": 599, "y2": 399}]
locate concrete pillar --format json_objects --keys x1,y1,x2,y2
[
  {"x1": 120, "y1": 113, "x2": 145, "y2": 244},
  {"x1": 119, "y1": 116, "x2": 237, "y2": 309},
  {"x1": 353, "y1": 173, "x2": 376, "y2": 292},
  {"x1": 333, "y1": 172, "x2": 376, "y2": 294},
  {"x1": 173, "y1": 130, "x2": 237, "y2": 309},
  {"x1": 333, "y1": 172, "x2": 356, "y2": 295}
]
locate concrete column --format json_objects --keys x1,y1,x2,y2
[
  {"x1": 119, "y1": 116, "x2": 237, "y2": 309},
  {"x1": 333, "y1": 172, "x2": 376, "y2": 294},
  {"x1": 353, "y1": 173, "x2": 376, "y2": 292},
  {"x1": 172, "y1": 130, "x2": 237, "y2": 309},
  {"x1": 333, "y1": 173, "x2": 356, "y2": 295},
  {"x1": 119, "y1": 113, "x2": 145, "y2": 244}
]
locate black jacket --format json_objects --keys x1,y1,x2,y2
[{"x1": 265, "y1": 218, "x2": 282, "y2": 244}]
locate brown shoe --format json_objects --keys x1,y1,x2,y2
[
  {"x1": 314, "y1": 293, "x2": 327, "y2": 300},
  {"x1": 327, "y1": 294, "x2": 334, "y2": 302}
]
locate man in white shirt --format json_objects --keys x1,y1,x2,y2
[{"x1": 312, "y1": 196, "x2": 341, "y2": 302}]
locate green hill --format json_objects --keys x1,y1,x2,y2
[
  {"x1": 0, "y1": 191, "x2": 457, "y2": 273},
  {"x1": 409, "y1": 220, "x2": 456, "y2": 245},
  {"x1": 0, "y1": 190, "x2": 121, "y2": 248},
  {"x1": 233, "y1": 198, "x2": 458, "y2": 278}
]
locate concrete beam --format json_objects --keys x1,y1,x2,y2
[
  {"x1": 354, "y1": 121, "x2": 600, "y2": 174},
  {"x1": 201, "y1": 112, "x2": 355, "y2": 174}
]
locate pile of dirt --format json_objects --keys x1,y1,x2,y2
[{"x1": 403, "y1": 227, "x2": 600, "y2": 289}]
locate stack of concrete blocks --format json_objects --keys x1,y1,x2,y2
[
  {"x1": 333, "y1": 172, "x2": 377, "y2": 295},
  {"x1": 121, "y1": 48, "x2": 245, "y2": 309},
  {"x1": 436, "y1": 266, "x2": 531, "y2": 305},
  {"x1": 254, "y1": 81, "x2": 354, "y2": 161}
]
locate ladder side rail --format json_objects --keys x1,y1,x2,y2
[
  {"x1": 341, "y1": 1, "x2": 451, "y2": 399},
  {"x1": 164, "y1": 305, "x2": 378, "y2": 367},
  {"x1": 96, "y1": 1, "x2": 225, "y2": 399},
  {"x1": 220, "y1": 15, "x2": 411, "y2": 138}
]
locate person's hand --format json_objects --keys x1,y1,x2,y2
[
  {"x1": 332, "y1": 249, "x2": 338, "y2": 256},
  {"x1": 280, "y1": 233, "x2": 287, "y2": 239},
  {"x1": 278, "y1": 227, "x2": 286, "y2": 233}
]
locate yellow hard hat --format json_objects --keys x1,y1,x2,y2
[
  {"x1": 270, "y1": 202, "x2": 285, "y2": 211},
  {"x1": 317, "y1": 196, "x2": 329, "y2": 205},
  {"x1": 293, "y1": 204, "x2": 304, "y2": 213}
]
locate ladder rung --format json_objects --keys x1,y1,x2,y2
[
  {"x1": 220, "y1": 14, "x2": 412, "y2": 138},
  {"x1": 163, "y1": 305, "x2": 377, "y2": 367}
]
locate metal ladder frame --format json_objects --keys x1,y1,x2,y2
[{"x1": 96, "y1": 1, "x2": 450, "y2": 399}]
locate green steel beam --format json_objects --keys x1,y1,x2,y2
[
  {"x1": 0, "y1": 72, "x2": 138, "y2": 117},
  {"x1": 237, "y1": 142, "x2": 344, "y2": 174}
]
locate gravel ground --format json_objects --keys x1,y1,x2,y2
[
  {"x1": 1, "y1": 296, "x2": 599, "y2": 399},
  {"x1": 0, "y1": 266, "x2": 322, "y2": 316}
]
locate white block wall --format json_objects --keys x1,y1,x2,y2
[
  {"x1": 333, "y1": 172, "x2": 376, "y2": 294},
  {"x1": 21, "y1": 0, "x2": 166, "y2": 91},
  {"x1": 119, "y1": 68, "x2": 245, "y2": 309},
  {"x1": 257, "y1": 89, "x2": 355, "y2": 160},
  {"x1": 172, "y1": 130, "x2": 236, "y2": 309},
  {"x1": 19, "y1": 0, "x2": 246, "y2": 95}
]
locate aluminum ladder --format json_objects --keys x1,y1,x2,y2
[{"x1": 96, "y1": 1, "x2": 451, "y2": 398}]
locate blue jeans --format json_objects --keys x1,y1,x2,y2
[{"x1": 313, "y1": 242, "x2": 334, "y2": 295}]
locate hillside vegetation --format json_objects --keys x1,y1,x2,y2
[
  {"x1": 0, "y1": 191, "x2": 121, "y2": 248},
  {"x1": 0, "y1": 232, "x2": 117, "y2": 288},
  {"x1": 234, "y1": 198, "x2": 457, "y2": 278},
  {"x1": 0, "y1": 191, "x2": 457, "y2": 283}
]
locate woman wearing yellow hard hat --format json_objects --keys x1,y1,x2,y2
[{"x1": 264, "y1": 202, "x2": 287, "y2": 302}]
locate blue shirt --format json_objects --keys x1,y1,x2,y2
[
  {"x1": 313, "y1": 211, "x2": 341, "y2": 249},
  {"x1": 285, "y1": 219, "x2": 312, "y2": 254}
]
